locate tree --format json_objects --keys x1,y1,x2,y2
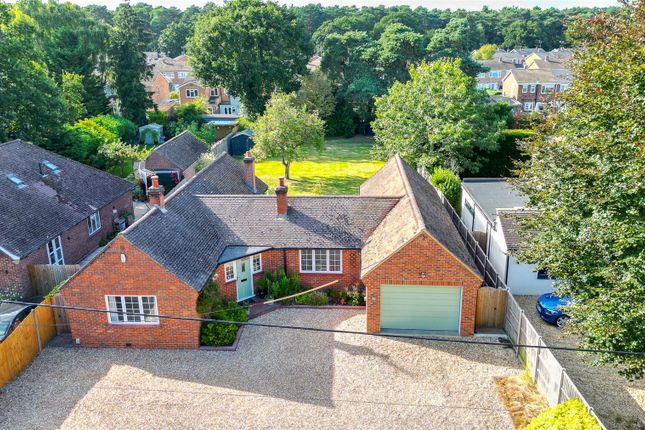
[
  {"x1": 472, "y1": 43, "x2": 498, "y2": 60},
  {"x1": 158, "y1": 6, "x2": 200, "y2": 57},
  {"x1": 293, "y1": 70, "x2": 335, "y2": 121},
  {"x1": 98, "y1": 140, "x2": 139, "y2": 177},
  {"x1": 106, "y1": 3, "x2": 152, "y2": 125},
  {"x1": 427, "y1": 16, "x2": 486, "y2": 76},
  {"x1": 372, "y1": 59, "x2": 505, "y2": 173},
  {"x1": 61, "y1": 72, "x2": 87, "y2": 123},
  {"x1": 252, "y1": 93, "x2": 325, "y2": 179},
  {"x1": 0, "y1": 3, "x2": 66, "y2": 146},
  {"x1": 430, "y1": 167, "x2": 462, "y2": 211},
  {"x1": 515, "y1": 3, "x2": 645, "y2": 379},
  {"x1": 377, "y1": 23, "x2": 425, "y2": 87},
  {"x1": 188, "y1": 0, "x2": 311, "y2": 116}
]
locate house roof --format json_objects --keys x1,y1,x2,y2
[
  {"x1": 0, "y1": 140, "x2": 134, "y2": 259},
  {"x1": 504, "y1": 68, "x2": 571, "y2": 84},
  {"x1": 360, "y1": 156, "x2": 480, "y2": 277},
  {"x1": 149, "y1": 131, "x2": 208, "y2": 171},
  {"x1": 497, "y1": 209, "x2": 538, "y2": 252},
  {"x1": 124, "y1": 158, "x2": 395, "y2": 289},
  {"x1": 477, "y1": 59, "x2": 523, "y2": 71},
  {"x1": 462, "y1": 178, "x2": 527, "y2": 223}
]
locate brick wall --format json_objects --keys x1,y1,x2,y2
[
  {"x1": 362, "y1": 232, "x2": 482, "y2": 336},
  {"x1": 213, "y1": 249, "x2": 361, "y2": 301},
  {"x1": 0, "y1": 191, "x2": 133, "y2": 298},
  {"x1": 60, "y1": 236, "x2": 200, "y2": 349}
]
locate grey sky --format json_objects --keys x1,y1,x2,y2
[{"x1": 61, "y1": 0, "x2": 618, "y2": 11}]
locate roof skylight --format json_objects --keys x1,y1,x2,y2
[{"x1": 6, "y1": 174, "x2": 26, "y2": 189}]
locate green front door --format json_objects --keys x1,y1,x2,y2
[
  {"x1": 380, "y1": 285, "x2": 461, "y2": 333},
  {"x1": 236, "y1": 258, "x2": 254, "y2": 301}
]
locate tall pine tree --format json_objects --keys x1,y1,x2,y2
[{"x1": 107, "y1": 3, "x2": 152, "y2": 125}]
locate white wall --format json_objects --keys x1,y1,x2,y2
[
  {"x1": 488, "y1": 222, "x2": 508, "y2": 280},
  {"x1": 461, "y1": 191, "x2": 490, "y2": 234},
  {"x1": 506, "y1": 257, "x2": 555, "y2": 296}
]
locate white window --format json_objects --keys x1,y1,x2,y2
[
  {"x1": 489, "y1": 70, "x2": 501, "y2": 78},
  {"x1": 521, "y1": 84, "x2": 529, "y2": 94},
  {"x1": 224, "y1": 262, "x2": 236, "y2": 282},
  {"x1": 487, "y1": 83, "x2": 497, "y2": 90},
  {"x1": 210, "y1": 88, "x2": 219, "y2": 97},
  {"x1": 300, "y1": 249, "x2": 342, "y2": 273},
  {"x1": 163, "y1": 72, "x2": 175, "y2": 79},
  {"x1": 477, "y1": 72, "x2": 486, "y2": 79},
  {"x1": 185, "y1": 89, "x2": 198, "y2": 98},
  {"x1": 177, "y1": 71, "x2": 188, "y2": 79},
  {"x1": 523, "y1": 102, "x2": 534, "y2": 111},
  {"x1": 252, "y1": 254, "x2": 262, "y2": 273},
  {"x1": 106, "y1": 295, "x2": 158, "y2": 324},
  {"x1": 559, "y1": 83, "x2": 569, "y2": 92},
  {"x1": 529, "y1": 84, "x2": 536, "y2": 93},
  {"x1": 47, "y1": 236, "x2": 64, "y2": 265},
  {"x1": 223, "y1": 106, "x2": 232, "y2": 114},
  {"x1": 87, "y1": 212, "x2": 101, "y2": 235},
  {"x1": 541, "y1": 84, "x2": 555, "y2": 94}
]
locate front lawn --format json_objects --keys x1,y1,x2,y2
[{"x1": 252, "y1": 136, "x2": 384, "y2": 195}]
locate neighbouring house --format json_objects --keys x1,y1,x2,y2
[
  {"x1": 142, "y1": 131, "x2": 209, "y2": 192},
  {"x1": 228, "y1": 129, "x2": 254, "y2": 156},
  {"x1": 60, "y1": 155, "x2": 483, "y2": 349},
  {"x1": 460, "y1": 178, "x2": 554, "y2": 295},
  {"x1": 0, "y1": 140, "x2": 134, "y2": 298},
  {"x1": 145, "y1": 55, "x2": 238, "y2": 114},
  {"x1": 476, "y1": 58, "x2": 522, "y2": 91},
  {"x1": 488, "y1": 209, "x2": 555, "y2": 295},
  {"x1": 501, "y1": 68, "x2": 571, "y2": 113}
]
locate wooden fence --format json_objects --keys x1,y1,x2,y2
[
  {"x1": 0, "y1": 298, "x2": 57, "y2": 389},
  {"x1": 504, "y1": 291, "x2": 606, "y2": 429},
  {"x1": 28, "y1": 264, "x2": 80, "y2": 297},
  {"x1": 475, "y1": 287, "x2": 507, "y2": 328}
]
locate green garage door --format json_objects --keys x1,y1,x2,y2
[{"x1": 380, "y1": 285, "x2": 461, "y2": 333}]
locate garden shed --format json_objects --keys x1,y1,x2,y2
[
  {"x1": 229, "y1": 129, "x2": 254, "y2": 156},
  {"x1": 139, "y1": 123, "x2": 164, "y2": 145}
]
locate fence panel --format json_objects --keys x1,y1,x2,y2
[
  {"x1": 28, "y1": 264, "x2": 80, "y2": 296},
  {"x1": 504, "y1": 291, "x2": 606, "y2": 429},
  {"x1": 0, "y1": 298, "x2": 57, "y2": 388},
  {"x1": 475, "y1": 287, "x2": 507, "y2": 328}
]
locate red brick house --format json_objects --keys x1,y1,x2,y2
[
  {"x1": 0, "y1": 140, "x2": 134, "y2": 298},
  {"x1": 61, "y1": 154, "x2": 482, "y2": 348}
]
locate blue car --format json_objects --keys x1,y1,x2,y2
[{"x1": 536, "y1": 293, "x2": 572, "y2": 328}]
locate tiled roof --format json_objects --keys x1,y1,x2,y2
[
  {"x1": 505, "y1": 68, "x2": 571, "y2": 84},
  {"x1": 125, "y1": 162, "x2": 396, "y2": 289},
  {"x1": 477, "y1": 59, "x2": 523, "y2": 71},
  {"x1": 0, "y1": 140, "x2": 133, "y2": 259},
  {"x1": 462, "y1": 178, "x2": 527, "y2": 222},
  {"x1": 149, "y1": 131, "x2": 208, "y2": 170},
  {"x1": 360, "y1": 156, "x2": 480, "y2": 277},
  {"x1": 498, "y1": 209, "x2": 538, "y2": 251}
]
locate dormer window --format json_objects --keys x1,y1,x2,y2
[
  {"x1": 42, "y1": 160, "x2": 61, "y2": 174},
  {"x1": 6, "y1": 174, "x2": 26, "y2": 189}
]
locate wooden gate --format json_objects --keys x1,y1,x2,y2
[{"x1": 475, "y1": 286, "x2": 508, "y2": 329}]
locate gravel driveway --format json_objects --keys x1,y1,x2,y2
[
  {"x1": 0, "y1": 308, "x2": 520, "y2": 429},
  {"x1": 515, "y1": 295, "x2": 645, "y2": 430}
]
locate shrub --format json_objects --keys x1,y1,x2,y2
[
  {"x1": 256, "y1": 269, "x2": 302, "y2": 300},
  {"x1": 197, "y1": 281, "x2": 248, "y2": 347},
  {"x1": 195, "y1": 153, "x2": 215, "y2": 172},
  {"x1": 430, "y1": 167, "x2": 462, "y2": 212},
  {"x1": 147, "y1": 110, "x2": 168, "y2": 126},
  {"x1": 525, "y1": 399, "x2": 601, "y2": 430},
  {"x1": 295, "y1": 291, "x2": 330, "y2": 306},
  {"x1": 326, "y1": 284, "x2": 365, "y2": 306}
]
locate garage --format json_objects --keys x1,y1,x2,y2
[{"x1": 380, "y1": 285, "x2": 462, "y2": 334}]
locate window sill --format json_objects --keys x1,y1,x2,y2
[
  {"x1": 300, "y1": 271, "x2": 343, "y2": 275},
  {"x1": 88, "y1": 229, "x2": 102, "y2": 237},
  {"x1": 108, "y1": 322, "x2": 159, "y2": 326}
]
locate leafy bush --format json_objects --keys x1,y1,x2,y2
[
  {"x1": 525, "y1": 399, "x2": 601, "y2": 430},
  {"x1": 94, "y1": 115, "x2": 138, "y2": 144},
  {"x1": 147, "y1": 110, "x2": 168, "y2": 126},
  {"x1": 256, "y1": 269, "x2": 302, "y2": 300},
  {"x1": 327, "y1": 284, "x2": 366, "y2": 306},
  {"x1": 197, "y1": 281, "x2": 248, "y2": 347},
  {"x1": 295, "y1": 291, "x2": 330, "y2": 306},
  {"x1": 430, "y1": 167, "x2": 462, "y2": 212}
]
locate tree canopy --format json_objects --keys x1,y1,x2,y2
[
  {"x1": 372, "y1": 59, "x2": 506, "y2": 173},
  {"x1": 188, "y1": 0, "x2": 311, "y2": 116},
  {"x1": 515, "y1": 2, "x2": 645, "y2": 379}
]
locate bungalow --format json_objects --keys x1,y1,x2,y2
[
  {"x1": 0, "y1": 140, "x2": 134, "y2": 298},
  {"x1": 60, "y1": 155, "x2": 482, "y2": 349},
  {"x1": 460, "y1": 178, "x2": 554, "y2": 295},
  {"x1": 143, "y1": 131, "x2": 209, "y2": 191}
]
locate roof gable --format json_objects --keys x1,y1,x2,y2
[
  {"x1": 0, "y1": 140, "x2": 133, "y2": 258},
  {"x1": 149, "y1": 131, "x2": 208, "y2": 170}
]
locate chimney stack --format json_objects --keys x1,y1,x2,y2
[
  {"x1": 275, "y1": 177, "x2": 288, "y2": 216},
  {"x1": 243, "y1": 151, "x2": 256, "y2": 193},
  {"x1": 147, "y1": 175, "x2": 165, "y2": 209}
]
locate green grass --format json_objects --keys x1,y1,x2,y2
[{"x1": 252, "y1": 136, "x2": 384, "y2": 195}]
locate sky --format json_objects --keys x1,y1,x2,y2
[{"x1": 58, "y1": 0, "x2": 619, "y2": 11}]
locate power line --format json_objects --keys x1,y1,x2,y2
[{"x1": 4, "y1": 300, "x2": 645, "y2": 357}]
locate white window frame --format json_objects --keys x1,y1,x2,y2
[
  {"x1": 521, "y1": 84, "x2": 529, "y2": 94},
  {"x1": 163, "y1": 71, "x2": 175, "y2": 79},
  {"x1": 87, "y1": 211, "x2": 102, "y2": 236},
  {"x1": 224, "y1": 262, "x2": 236, "y2": 282},
  {"x1": 559, "y1": 83, "x2": 569, "y2": 92},
  {"x1": 529, "y1": 84, "x2": 536, "y2": 93},
  {"x1": 541, "y1": 84, "x2": 555, "y2": 94},
  {"x1": 252, "y1": 254, "x2": 262, "y2": 273},
  {"x1": 299, "y1": 249, "x2": 342, "y2": 274},
  {"x1": 523, "y1": 102, "x2": 534, "y2": 111},
  {"x1": 105, "y1": 295, "x2": 159, "y2": 325},
  {"x1": 177, "y1": 71, "x2": 188, "y2": 79},
  {"x1": 210, "y1": 88, "x2": 219, "y2": 97},
  {"x1": 489, "y1": 70, "x2": 501, "y2": 78},
  {"x1": 47, "y1": 236, "x2": 64, "y2": 265},
  {"x1": 185, "y1": 89, "x2": 198, "y2": 98}
]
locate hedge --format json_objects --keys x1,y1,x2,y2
[{"x1": 525, "y1": 399, "x2": 601, "y2": 430}]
